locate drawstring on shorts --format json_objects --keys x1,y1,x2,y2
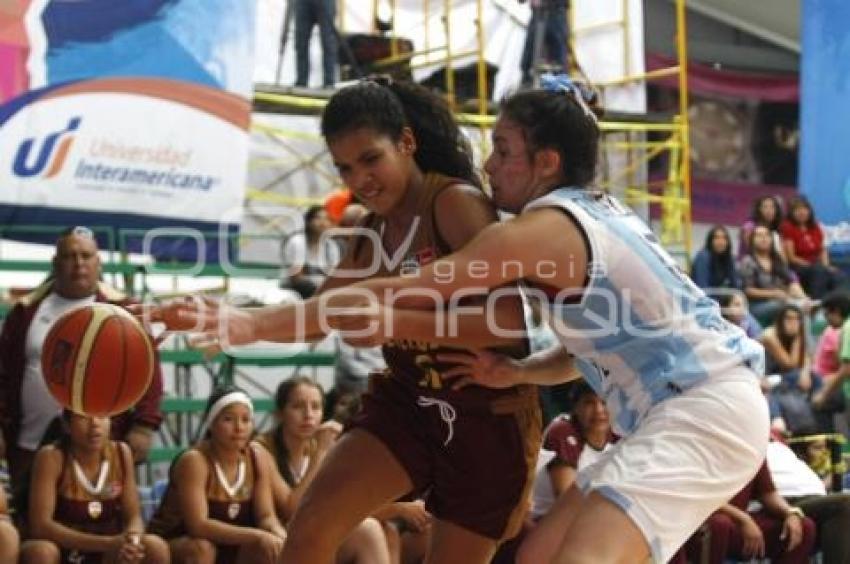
[{"x1": 417, "y1": 396, "x2": 457, "y2": 446}]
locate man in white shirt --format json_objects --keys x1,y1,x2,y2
[{"x1": 767, "y1": 438, "x2": 850, "y2": 562}]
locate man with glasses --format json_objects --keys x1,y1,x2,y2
[{"x1": 0, "y1": 227, "x2": 164, "y2": 493}]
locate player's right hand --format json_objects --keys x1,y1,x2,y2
[
  {"x1": 129, "y1": 296, "x2": 259, "y2": 353},
  {"x1": 436, "y1": 349, "x2": 524, "y2": 390}
]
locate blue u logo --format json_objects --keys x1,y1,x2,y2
[{"x1": 12, "y1": 117, "x2": 81, "y2": 178}]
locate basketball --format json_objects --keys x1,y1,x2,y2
[{"x1": 41, "y1": 303, "x2": 155, "y2": 417}]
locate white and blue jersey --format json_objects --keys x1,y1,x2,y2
[{"x1": 524, "y1": 188, "x2": 764, "y2": 437}]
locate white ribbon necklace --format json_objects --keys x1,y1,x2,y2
[
  {"x1": 214, "y1": 457, "x2": 246, "y2": 498},
  {"x1": 72, "y1": 456, "x2": 109, "y2": 496},
  {"x1": 289, "y1": 457, "x2": 308, "y2": 484}
]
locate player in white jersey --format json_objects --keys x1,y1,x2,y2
[
  {"x1": 144, "y1": 75, "x2": 769, "y2": 563},
  {"x1": 326, "y1": 75, "x2": 770, "y2": 563}
]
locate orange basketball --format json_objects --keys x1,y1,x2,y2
[{"x1": 41, "y1": 303, "x2": 154, "y2": 417}]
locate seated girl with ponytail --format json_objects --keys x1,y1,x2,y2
[{"x1": 148, "y1": 388, "x2": 285, "y2": 564}]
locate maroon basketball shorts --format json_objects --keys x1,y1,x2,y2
[{"x1": 350, "y1": 373, "x2": 542, "y2": 540}]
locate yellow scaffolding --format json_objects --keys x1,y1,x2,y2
[
  {"x1": 566, "y1": 0, "x2": 692, "y2": 260},
  {"x1": 253, "y1": 0, "x2": 693, "y2": 259}
]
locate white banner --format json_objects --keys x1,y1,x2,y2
[{"x1": 1, "y1": 84, "x2": 248, "y2": 223}]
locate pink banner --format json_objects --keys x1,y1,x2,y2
[
  {"x1": 0, "y1": 0, "x2": 32, "y2": 104},
  {"x1": 647, "y1": 53, "x2": 799, "y2": 102}
]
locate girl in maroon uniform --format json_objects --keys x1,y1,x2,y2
[
  {"x1": 148, "y1": 388, "x2": 285, "y2": 564},
  {"x1": 20, "y1": 411, "x2": 168, "y2": 563}
]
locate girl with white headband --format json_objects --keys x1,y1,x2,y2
[
  {"x1": 148, "y1": 387, "x2": 286, "y2": 563},
  {"x1": 20, "y1": 410, "x2": 169, "y2": 563}
]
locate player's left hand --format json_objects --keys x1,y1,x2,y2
[
  {"x1": 436, "y1": 349, "x2": 524, "y2": 390},
  {"x1": 117, "y1": 532, "x2": 145, "y2": 563}
]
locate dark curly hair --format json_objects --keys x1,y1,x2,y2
[
  {"x1": 321, "y1": 78, "x2": 480, "y2": 187},
  {"x1": 499, "y1": 88, "x2": 602, "y2": 187}
]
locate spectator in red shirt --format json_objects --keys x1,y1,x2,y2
[
  {"x1": 781, "y1": 196, "x2": 846, "y2": 299},
  {"x1": 671, "y1": 460, "x2": 816, "y2": 564}
]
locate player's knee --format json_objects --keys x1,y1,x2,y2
[
  {"x1": 0, "y1": 520, "x2": 18, "y2": 541},
  {"x1": 141, "y1": 534, "x2": 170, "y2": 562},
  {"x1": 356, "y1": 517, "x2": 384, "y2": 538},
  {"x1": 181, "y1": 538, "x2": 216, "y2": 563},
  {"x1": 0, "y1": 523, "x2": 20, "y2": 558},
  {"x1": 349, "y1": 517, "x2": 389, "y2": 552},
  {"x1": 21, "y1": 540, "x2": 60, "y2": 564}
]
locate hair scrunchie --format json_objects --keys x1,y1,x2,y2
[{"x1": 540, "y1": 73, "x2": 599, "y2": 123}]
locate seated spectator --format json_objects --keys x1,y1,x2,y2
[
  {"x1": 739, "y1": 225, "x2": 812, "y2": 325},
  {"x1": 20, "y1": 410, "x2": 168, "y2": 563},
  {"x1": 530, "y1": 382, "x2": 615, "y2": 521},
  {"x1": 280, "y1": 205, "x2": 341, "y2": 299},
  {"x1": 812, "y1": 291, "x2": 850, "y2": 430},
  {"x1": 0, "y1": 486, "x2": 19, "y2": 564},
  {"x1": 781, "y1": 196, "x2": 846, "y2": 299},
  {"x1": 674, "y1": 459, "x2": 816, "y2": 564},
  {"x1": 739, "y1": 195, "x2": 787, "y2": 260},
  {"x1": 760, "y1": 305, "x2": 817, "y2": 433},
  {"x1": 148, "y1": 387, "x2": 286, "y2": 563},
  {"x1": 691, "y1": 225, "x2": 740, "y2": 292},
  {"x1": 0, "y1": 226, "x2": 164, "y2": 495},
  {"x1": 254, "y1": 378, "x2": 392, "y2": 564},
  {"x1": 717, "y1": 290, "x2": 763, "y2": 340},
  {"x1": 768, "y1": 436, "x2": 850, "y2": 563},
  {"x1": 518, "y1": 382, "x2": 616, "y2": 564},
  {"x1": 812, "y1": 292, "x2": 850, "y2": 416}
]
